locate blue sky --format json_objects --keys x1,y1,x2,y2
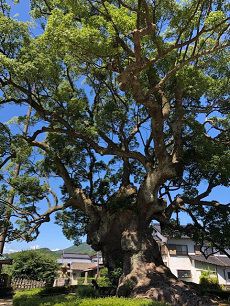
[
  {"x1": 7, "y1": 0, "x2": 30, "y2": 22},
  {"x1": 2, "y1": 1, "x2": 76, "y2": 253},
  {"x1": 2, "y1": 1, "x2": 229, "y2": 253},
  {"x1": 3, "y1": 106, "x2": 75, "y2": 253}
]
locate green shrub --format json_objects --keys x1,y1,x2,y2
[
  {"x1": 13, "y1": 288, "x2": 42, "y2": 306},
  {"x1": 206, "y1": 288, "x2": 230, "y2": 301},
  {"x1": 76, "y1": 268, "x2": 119, "y2": 288},
  {"x1": 39, "y1": 286, "x2": 70, "y2": 296},
  {"x1": 77, "y1": 277, "x2": 95, "y2": 285},
  {"x1": 9, "y1": 250, "x2": 58, "y2": 284},
  {"x1": 199, "y1": 270, "x2": 221, "y2": 290},
  {"x1": 109, "y1": 267, "x2": 123, "y2": 286},
  {"x1": 97, "y1": 268, "x2": 112, "y2": 287},
  {"x1": 37, "y1": 285, "x2": 93, "y2": 296},
  {"x1": 97, "y1": 276, "x2": 113, "y2": 287},
  {"x1": 13, "y1": 289, "x2": 79, "y2": 306},
  {"x1": 77, "y1": 268, "x2": 114, "y2": 288},
  {"x1": 78, "y1": 297, "x2": 164, "y2": 306},
  {"x1": 76, "y1": 285, "x2": 98, "y2": 298},
  {"x1": 13, "y1": 288, "x2": 166, "y2": 306},
  {"x1": 117, "y1": 279, "x2": 136, "y2": 297}
]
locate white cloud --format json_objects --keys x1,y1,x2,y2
[
  {"x1": 3, "y1": 247, "x2": 19, "y2": 254},
  {"x1": 51, "y1": 248, "x2": 60, "y2": 251},
  {"x1": 8, "y1": 249, "x2": 19, "y2": 253}
]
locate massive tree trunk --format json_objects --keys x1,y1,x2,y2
[{"x1": 87, "y1": 208, "x2": 212, "y2": 306}]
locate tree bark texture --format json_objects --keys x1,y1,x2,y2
[{"x1": 87, "y1": 209, "x2": 213, "y2": 305}]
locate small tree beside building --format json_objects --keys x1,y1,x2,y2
[{"x1": 5, "y1": 250, "x2": 58, "y2": 285}]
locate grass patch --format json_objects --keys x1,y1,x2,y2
[
  {"x1": 13, "y1": 288, "x2": 166, "y2": 306},
  {"x1": 78, "y1": 297, "x2": 164, "y2": 306},
  {"x1": 13, "y1": 289, "x2": 78, "y2": 306}
]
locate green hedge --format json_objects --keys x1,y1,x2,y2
[
  {"x1": 77, "y1": 297, "x2": 165, "y2": 306},
  {"x1": 13, "y1": 289, "x2": 78, "y2": 306},
  {"x1": 77, "y1": 277, "x2": 95, "y2": 285},
  {"x1": 199, "y1": 271, "x2": 220, "y2": 290},
  {"x1": 13, "y1": 288, "x2": 165, "y2": 306},
  {"x1": 202, "y1": 289, "x2": 230, "y2": 301}
]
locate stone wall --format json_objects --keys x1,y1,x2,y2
[{"x1": 11, "y1": 278, "x2": 46, "y2": 290}]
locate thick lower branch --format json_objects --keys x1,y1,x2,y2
[{"x1": 137, "y1": 166, "x2": 176, "y2": 219}]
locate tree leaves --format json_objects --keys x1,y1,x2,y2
[
  {"x1": 0, "y1": 0, "x2": 229, "y2": 252},
  {"x1": 6, "y1": 250, "x2": 58, "y2": 283}
]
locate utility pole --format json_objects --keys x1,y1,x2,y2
[{"x1": 96, "y1": 251, "x2": 99, "y2": 279}]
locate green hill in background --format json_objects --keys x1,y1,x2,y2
[
  {"x1": 5, "y1": 247, "x2": 59, "y2": 259},
  {"x1": 5, "y1": 243, "x2": 96, "y2": 257},
  {"x1": 55, "y1": 243, "x2": 96, "y2": 256}
]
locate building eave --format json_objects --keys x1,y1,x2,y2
[{"x1": 189, "y1": 255, "x2": 230, "y2": 267}]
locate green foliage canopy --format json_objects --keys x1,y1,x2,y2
[
  {"x1": 0, "y1": 0, "x2": 229, "y2": 257},
  {"x1": 4, "y1": 250, "x2": 58, "y2": 283}
]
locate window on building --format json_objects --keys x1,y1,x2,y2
[
  {"x1": 177, "y1": 245, "x2": 188, "y2": 255},
  {"x1": 168, "y1": 244, "x2": 188, "y2": 255},
  {"x1": 177, "y1": 270, "x2": 192, "y2": 278},
  {"x1": 194, "y1": 245, "x2": 214, "y2": 256},
  {"x1": 194, "y1": 261, "x2": 216, "y2": 273},
  {"x1": 227, "y1": 272, "x2": 230, "y2": 279}
]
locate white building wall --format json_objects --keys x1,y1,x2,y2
[
  {"x1": 165, "y1": 238, "x2": 196, "y2": 282},
  {"x1": 70, "y1": 270, "x2": 81, "y2": 285},
  {"x1": 217, "y1": 267, "x2": 227, "y2": 285},
  {"x1": 168, "y1": 255, "x2": 193, "y2": 281},
  {"x1": 57, "y1": 258, "x2": 92, "y2": 264},
  {"x1": 162, "y1": 237, "x2": 229, "y2": 285},
  {"x1": 192, "y1": 267, "x2": 202, "y2": 284},
  {"x1": 91, "y1": 257, "x2": 103, "y2": 264},
  {"x1": 219, "y1": 268, "x2": 230, "y2": 286}
]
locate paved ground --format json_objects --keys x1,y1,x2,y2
[{"x1": 0, "y1": 299, "x2": 13, "y2": 306}]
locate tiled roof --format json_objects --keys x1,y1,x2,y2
[
  {"x1": 91, "y1": 253, "x2": 102, "y2": 259},
  {"x1": 189, "y1": 255, "x2": 230, "y2": 267},
  {"x1": 70, "y1": 262, "x2": 97, "y2": 271},
  {"x1": 0, "y1": 254, "x2": 13, "y2": 264},
  {"x1": 153, "y1": 224, "x2": 189, "y2": 239}
]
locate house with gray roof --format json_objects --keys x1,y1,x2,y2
[
  {"x1": 55, "y1": 252, "x2": 103, "y2": 286},
  {"x1": 57, "y1": 253, "x2": 92, "y2": 264},
  {"x1": 54, "y1": 229, "x2": 230, "y2": 287},
  {"x1": 153, "y1": 225, "x2": 230, "y2": 288},
  {"x1": 0, "y1": 254, "x2": 13, "y2": 266}
]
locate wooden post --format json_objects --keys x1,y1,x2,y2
[
  {"x1": 83, "y1": 271, "x2": 88, "y2": 285},
  {"x1": 96, "y1": 252, "x2": 100, "y2": 279}
]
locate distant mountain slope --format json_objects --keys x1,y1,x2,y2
[
  {"x1": 5, "y1": 247, "x2": 59, "y2": 259},
  {"x1": 56, "y1": 243, "x2": 96, "y2": 255},
  {"x1": 4, "y1": 243, "x2": 96, "y2": 257}
]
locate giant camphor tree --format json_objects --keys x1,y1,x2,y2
[{"x1": 0, "y1": 0, "x2": 229, "y2": 304}]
